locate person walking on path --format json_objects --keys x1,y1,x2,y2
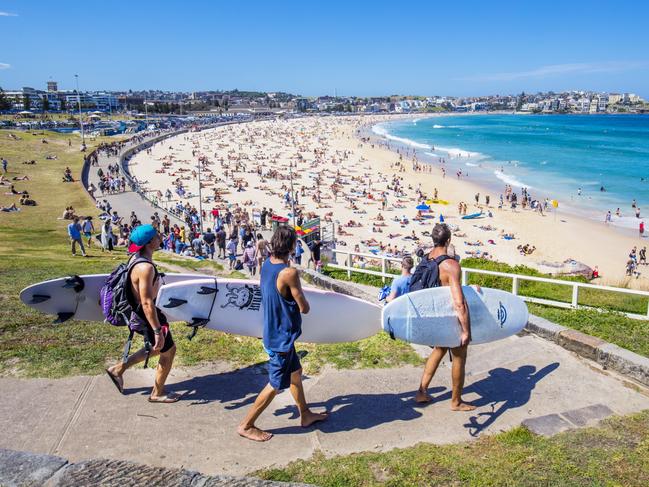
[
  {"x1": 414, "y1": 223, "x2": 475, "y2": 411},
  {"x1": 105, "y1": 225, "x2": 180, "y2": 403},
  {"x1": 238, "y1": 226, "x2": 327, "y2": 441},
  {"x1": 67, "y1": 216, "x2": 87, "y2": 257}
]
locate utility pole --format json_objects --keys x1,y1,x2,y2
[
  {"x1": 290, "y1": 159, "x2": 296, "y2": 228},
  {"x1": 197, "y1": 157, "x2": 204, "y2": 233},
  {"x1": 144, "y1": 96, "x2": 149, "y2": 129},
  {"x1": 74, "y1": 74, "x2": 85, "y2": 146}
]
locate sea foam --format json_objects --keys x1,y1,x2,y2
[
  {"x1": 372, "y1": 124, "x2": 432, "y2": 150},
  {"x1": 494, "y1": 170, "x2": 531, "y2": 189}
]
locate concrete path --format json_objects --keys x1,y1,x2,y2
[
  {"x1": 87, "y1": 133, "x2": 185, "y2": 228},
  {"x1": 2, "y1": 332, "x2": 648, "y2": 476}
]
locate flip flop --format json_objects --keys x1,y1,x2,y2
[
  {"x1": 148, "y1": 392, "x2": 182, "y2": 404},
  {"x1": 105, "y1": 369, "x2": 123, "y2": 394}
]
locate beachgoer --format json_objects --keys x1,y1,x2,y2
[
  {"x1": 227, "y1": 234, "x2": 238, "y2": 269},
  {"x1": 216, "y1": 226, "x2": 227, "y2": 259},
  {"x1": 256, "y1": 233, "x2": 270, "y2": 268},
  {"x1": 414, "y1": 223, "x2": 475, "y2": 411},
  {"x1": 82, "y1": 216, "x2": 95, "y2": 247},
  {"x1": 294, "y1": 240, "x2": 304, "y2": 265},
  {"x1": 203, "y1": 228, "x2": 216, "y2": 259},
  {"x1": 243, "y1": 241, "x2": 258, "y2": 276},
  {"x1": 67, "y1": 217, "x2": 87, "y2": 257},
  {"x1": 105, "y1": 225, "x2": 179, "y2": 403},
  {"x1": 101, "y1": 219, "x2": 114, "y2": 252},
  {"x1": 237, "y1": 226, "x2": 327, "y2": 441},
  {"x1": 385, "y1": 256, "x2": 414, "y2": 303}
]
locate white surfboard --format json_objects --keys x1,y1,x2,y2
[
  {"x1": 19, "y1": 273, "x2": 212, "y2": 323},
  {"x1": 382, "y1": 286, "x2": 528, "y2": 347},
  {"x1": 156, "y1": 278, "x2": 382, "y2": 343}
]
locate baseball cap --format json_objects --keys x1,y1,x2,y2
[{"x1": 128, "y1": 224, "x2": 158, "y2": 253}]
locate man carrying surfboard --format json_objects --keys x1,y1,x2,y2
[
  {"x1": 105, "y1": 224, "x2": 180, "y2": 403},
  {"x1": 413, "y1": 223, "x2": 476, "y2": 411},
  {"x1": 238, "y1": 226, "x2": 327, "y2": 441}
]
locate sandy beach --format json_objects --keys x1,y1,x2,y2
[{"x1": 128, "y1": 115, "x2": 647, "y2": 287}]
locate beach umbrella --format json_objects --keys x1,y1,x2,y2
[{"x1": 416, "y1": 204, "x2": 431, "y2": 211}]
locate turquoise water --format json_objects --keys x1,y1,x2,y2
[{"x1": 372, "y1": 114, "x2": 649, "y2": 227}]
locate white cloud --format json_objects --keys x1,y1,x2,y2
[
  {"x1": 0, "y1": 63, "x2": 10, "y2": 69},
  {"x1": 0, "y1": 12, "x2": 17, "y2": 16},
  {"x1": 457, "y1": 62, "x2": 648, "y2": 82}
]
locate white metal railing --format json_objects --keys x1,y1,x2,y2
[{"x1": 327, "y1": 248, "x2": 649, "y2": 320}]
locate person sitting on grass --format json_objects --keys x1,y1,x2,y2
[{"x1": 19, "y1": 193, "x2": 37, "y2": 206}]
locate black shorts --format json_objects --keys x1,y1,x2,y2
[{"x1": 139, "y1": 308, "x2": 175, "y2": 354}]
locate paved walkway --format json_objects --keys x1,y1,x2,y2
[
  {"x1": 2, "y1": 332, "x2": 648, "y2": 476},
  {"x1": 88, "y1": 134, "x2": 188, "y2": 228}
]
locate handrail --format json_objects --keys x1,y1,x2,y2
[{"x1": 326, "y1": 248, "x2": 649, "y2": 320}]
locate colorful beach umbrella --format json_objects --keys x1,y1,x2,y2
[{"x1": 416, "y1": 204, "x2": 431, "y2": 211}]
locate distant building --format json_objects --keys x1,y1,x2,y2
[{"x1": 47, "y1": 81, "x2": 58, "y2": 92}]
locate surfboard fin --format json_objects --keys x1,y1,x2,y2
[
  {"x1": 53, "y1": 312, "x2": 74, "y2": 324},
  {"x1": 186, "y1": 318, "x2": 209, "y2": 341},
  {"x1": 163, "y1": 297, "x2": 188, "y2": 309},
  {"x1": 197, "y1": 286, "x2": 217, "y2": 295},
  {"x1": 29, "y1": 294, "x2": 51, "y2": 304},
  {"x1": 63, "y1": 275, "x2": 85, "y2": 293}
]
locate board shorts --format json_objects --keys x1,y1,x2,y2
[
  {"x1": 83, "y1": 232, "x2": 92, "y2": 238},
  {"x1": 138, "y1": 308, "x2": 175, "y2": 354},
  {"x1": 266, "y1": 345, "x2": 301, "y2": 391}
]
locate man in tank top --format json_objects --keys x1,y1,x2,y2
[{"x1": 238, "y1": 226, "x2": 327, "y2": 441}]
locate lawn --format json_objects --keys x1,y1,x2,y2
[
  {"x1": 0, "y1": 130, "x2": 421, "y2": 377},
  {"x1": 258, "y1": 410, "x2": 649, "y2": 486}
]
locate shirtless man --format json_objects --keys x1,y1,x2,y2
[
  {"x1": 105, "y1": 224, "x2": 179, "y2": 403},
  {"x1": 415, "y1": 223, "x2": 476, "y2": 411}
]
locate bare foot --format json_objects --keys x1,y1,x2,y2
[
  {"x1": 415, "y1": 389, "x2": 433, "y2": 403},
  {"x1": 301, "y1": 411, "x2": 328, "y2": 428},
  {"x1": 105, "y1": 368, "x2": 123, "y2": 394},
  {"x1": 237, "y1": 425, "x2": 273, "y2": 442},
  {"x1": 451, "y1": 402, "x2": 476, "y2": 411}
]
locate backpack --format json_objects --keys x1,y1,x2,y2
[
  {"x1": 408, "y1": 254, "x2": 451, "y2": 292},
  {"x1": 100, "y1": 256, "x2": 158, "y2": 366},
  {"x1": 100, "y1": 256, "x2": 152, "y2": 327}
]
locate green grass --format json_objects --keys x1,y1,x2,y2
[
  {"x1": 258, "y1": 410, "x2": 649, "y2": 486},
  {"x1": 0, "y1": 130, "x2": 421, "y2": 378}
]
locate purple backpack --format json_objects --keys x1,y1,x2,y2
[
  {"x1": 100, "y1": 257, "x2": 154, "y2": 365},
  {"x1": 100, "y1": 257, "x2": 150, "y2": 330}
]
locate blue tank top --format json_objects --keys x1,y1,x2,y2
[{"x1": 261, "y1": 259, "x2": 302, "y2": 352}]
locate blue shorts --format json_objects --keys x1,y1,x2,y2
[
  {"x1": 266, "y1": 345, "x2": 301, "y2": 391},
  {"x1": 83, "y1": 232, "x2": 92, "y2": 237}
]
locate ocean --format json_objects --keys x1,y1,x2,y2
[{"x1": 371, "y1": 114, "x2": 649, "y2": 228}]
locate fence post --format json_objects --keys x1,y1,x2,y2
[
  {"x1": 381, "y1": 258, "x2": 387, "y2": 284},
  {"x1": 571, "y1": 285, "x2": 579, "y2": 308},
  {"x1": 347, "y1": 252, "x2": 352, "y2": 279},
  {"x1": 461, "y1": 269, "x2": 468, "y2": 286},
  {"x1": 512, "y1": 276, "x2": 519, "y2": 296}
]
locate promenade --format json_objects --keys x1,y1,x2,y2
[{"x1": 1, "y1": 329, "x2": 648, "y2": 476}]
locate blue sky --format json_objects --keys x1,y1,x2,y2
[{"x1": 1, "y1": 0, "x2": 648, "y2": 97}]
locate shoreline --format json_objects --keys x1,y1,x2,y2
[
  {"x1": 127, "y1": 115, "x2": 648, "y2": 287},
  {"x1": 366, "y1": 114, "x2": 647, "y2": 240}
]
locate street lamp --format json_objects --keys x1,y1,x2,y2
[
  {"x1": 197, "y1": 156, "x2": 204, "y2": 234},
  {"x1": 74, "y1": 74, "x2": 85, "y2": 146},
  {"x1": 290, "y1": 158, "x2": 296, "y2": 228}
]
